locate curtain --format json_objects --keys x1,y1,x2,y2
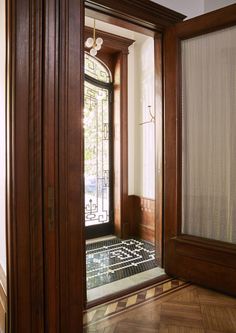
[{"x1": 181, "y1": 25, "x2": 236, "y2": 243}]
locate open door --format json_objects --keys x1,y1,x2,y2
[{"x1": 164, "y1": 4, "x2": 236, "y2": 295}]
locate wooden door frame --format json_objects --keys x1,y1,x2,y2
[
  {"x1": 6, "y1": 0, "x2": 184, "y2": 332},
  {"x1": 6, "y1": 0, "x2": 44, "y2": 332},
  {"x1": 164, "y1": 4, "x2": 236, "y2": 294}
]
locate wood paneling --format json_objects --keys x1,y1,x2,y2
[
  {"x1": 129, "y1": 195, "x2": 155, "y2": 243},
  {"x1": 163, "y1": 4, "x2": 236, "y2": 296}
]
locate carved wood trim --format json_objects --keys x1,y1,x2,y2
[
  {"x1": 6, "y1": 0, "x2": 44, "y2": 331},
  {"x1": 58, "y1": 0, "x2": 85, "y2": 331},
  {"x1": 85, "y1": 0, "x2": 186, "y2": 31}
]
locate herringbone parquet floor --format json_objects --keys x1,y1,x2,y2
[{"x1": 84, "y1": 284, "x2": 236, "y2": 332}]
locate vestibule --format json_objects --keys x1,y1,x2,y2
[{"x1": 6, "y1": 0, "x2": 236, "y2": 332}]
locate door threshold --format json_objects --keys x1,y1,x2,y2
[
  {"x1": 86, "y1": 271, "x2": 168, "y2": 309},
  {"x1": 86, "y1": 235, "x2": 116, "y2": 245},
  {"x1": 84, "y1": 276, "x2": 190, "y2": 328}
]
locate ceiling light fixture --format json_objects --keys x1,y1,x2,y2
[{"x1": 85, "y1": 19, "x2": 103, "y2": 57}]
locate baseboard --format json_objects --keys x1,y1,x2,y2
[{"x1": 0, "y1": 264, "x2": 7, "y2": 333}]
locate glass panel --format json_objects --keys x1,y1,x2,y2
[
  {"x1": 85, "y1": 53, "x2": 111, "y2": 83},
  {"x1": 84, "y1": 80, "x2": 110, "y2": 226},
  {"x1": 181, "y1": 26, "x2": 236, "y2": 243}
]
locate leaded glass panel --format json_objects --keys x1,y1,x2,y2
[
  {"x1": 85, "y1": 53, "x2": 111, "y2": 83},
  {"x1": 84, "y1": 77, "x2": 111, "y2": 227}
]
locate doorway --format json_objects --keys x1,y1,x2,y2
[{"x1": 83, "y1": 16, "x2": 165, "y2": 304}]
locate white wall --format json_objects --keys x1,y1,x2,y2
[
  {"x1": 204, "y1": 0, "x2": 236, "y2": 12},
  {"x1": 0, "y1": 0, "x2": 6, "y2": 274},
  {"x1": 152, "y1": 0, "x2": 236, "y2": 19},
  {"x1": 131, "y1": 38, "x2": 155, "y2": 199},
  {"x1": 151, "y1": 0, "x2": 204, "y2": 19}
]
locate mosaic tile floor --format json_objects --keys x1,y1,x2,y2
[{"x1": 86, "y1": 238, "x2": 158, "y2": 290}]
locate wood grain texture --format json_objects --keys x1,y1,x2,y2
[
  {"x1": 129, "y1": 195, "x2": 155, "y2": 243},
  {"x1": 43, "y1": 0, "x2": 60, "y2": 331},
  {"x1": 163, "y1": 4, "x2": 236, "y2": 296},
  {"x1": 6, "y1": 0, "x2": 44, "y2": 331},
  {"x1": 84, "y1": 285, "x2": 236, "y2": 333},
  {"x1": 58, "y1": 0, "x2": 85, "y2": 331}
]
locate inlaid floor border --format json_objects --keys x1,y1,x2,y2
[{"x1": 83, "y1": 277, "x2": 190, "y2": 327}]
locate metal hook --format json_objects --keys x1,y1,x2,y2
[{"x1": 139, "y1": 106, "x2": 155, "y2": 125}]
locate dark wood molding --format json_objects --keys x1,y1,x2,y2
[
  {"x1": 84, "y1": 26, "x2": 134, "y2": 54},
  {"x1": 163, "y1": 4, "x2": 236, "y2": 296},
  {"x1": 154, "y1": 34, "x2": 163, "y2": 266},
  {"x1": 85, "y1": 0, "x2": 186, "y2": 32},
  {"x1": 58, "y1": 0, "x2": 85, "y2": 331},
  {"x1": 43, "y1": 0, "x2": 60, "y2": 331},
  {"x1": 113, "y1": 51, "x2": 130, "y2": 239},
  {"x1": 6, "y1": 0, "x2": 44, "y2": 332},
  {"x1": 174, "y1": 3, "x2": 236, "y2": 39}
]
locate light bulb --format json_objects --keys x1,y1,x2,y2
[
  {"x1": 85, "y1": 37, "x2": 94, "y2": 48},
  {"x1": 95, "y1": 44, "x2": 101, "y2": 51},
  {"x1": 96, "y1": 37, "x2": 103, "y2": 46},
  {"x1": 90, "y1": 48, "x2": 97, "y2": 57}
]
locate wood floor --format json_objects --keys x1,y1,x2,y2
[{"x1": 84, "y1": 284, "x2": 236, "y2": 333}]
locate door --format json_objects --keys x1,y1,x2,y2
[
  {"x1": 164, "y1": 4, "x2": 236, "y2": 295},
  {"x1": 84, "y1": 53, "x2": 114, "y2": 239}
]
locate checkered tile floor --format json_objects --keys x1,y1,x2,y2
[{"x1": 86, "y1": 238, "x2": 158, "y2": 290}]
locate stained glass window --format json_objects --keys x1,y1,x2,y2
[
  {"x1": 84, "y1": 54, "x2": 112, "y2": 227},
  {"x1": 85, "y1": 53, "x2": 111, "y2": 83}
]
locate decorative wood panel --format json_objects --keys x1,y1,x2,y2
[{"x1": 129, "y1": 195, "x2": 155, "y2": 244}]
